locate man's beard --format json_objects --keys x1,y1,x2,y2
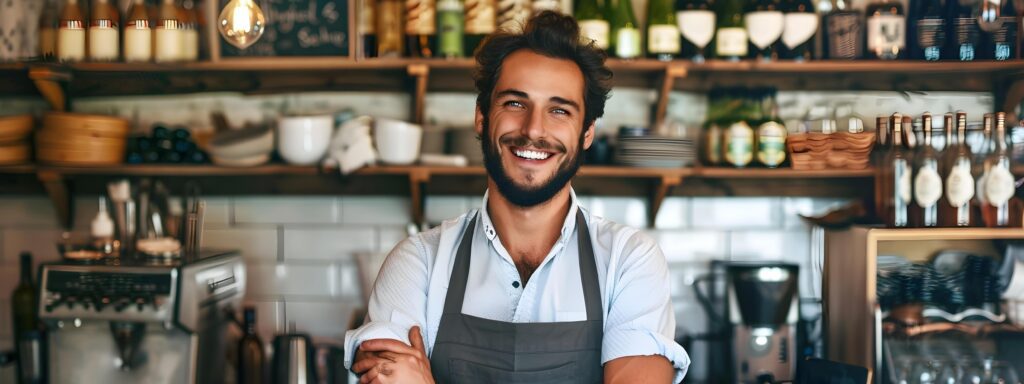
[{"x1": 481, "y1": 116, "x2": 584, "y2": 208}]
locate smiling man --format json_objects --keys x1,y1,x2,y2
[{"x1": 344, "y1": 11, "x2": 689, "y2": 384}]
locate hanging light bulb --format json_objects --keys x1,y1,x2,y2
[{"x1": 218, "y1": 0, "x2": 266, "y2": 49}]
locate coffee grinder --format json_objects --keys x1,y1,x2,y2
[{"x1": 728, "y1": 263, "x2": 800, "y2": 383}]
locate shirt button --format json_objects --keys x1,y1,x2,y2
[{"x1": 512, "y1": 281, "x2": 520, "y2": 288}]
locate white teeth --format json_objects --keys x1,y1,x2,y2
[{"x1": 514, "y1": 149, "x2": 551, "y2": 160}]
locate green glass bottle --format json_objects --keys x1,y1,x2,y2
[
  {"x1": 576, "y1": 0, "x2": 610, "y2": 50},
  {"x1": 714, "y1": 0, "x2": 748, "y2": 60},
  {"x1": 647, "y1": 0, "x2": 681, "y2": 60},
  {"x1": 437, "y1": 0, "x2": 465, "y2": 58},
  {"x1": 610, "y1": 0, "x2": 641, "y2": 58}
]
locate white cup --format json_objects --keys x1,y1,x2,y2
[
  {"x1": 375, "y1": 119, "x2": 423, "y2": 165},
  {"x1": 277, "y1": 115, "x2": 334, "y2": 165}
]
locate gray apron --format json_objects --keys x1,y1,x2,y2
[{"x1": 429, "y1": 211, "x2": 604, "y2": 383}]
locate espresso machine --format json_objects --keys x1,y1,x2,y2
[
  {"x1": 38, "y1": 250, "x2": 245, "y2": 384},
  {"x1": 728, "y1": 263, "x2": 800, "y2": 384}
]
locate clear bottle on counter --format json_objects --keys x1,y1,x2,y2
[
  {"x1": 437, "y1": 0, "x2": 465, "y2": 58},
  {"x1": 154, "y1": 0, "x2": 183, "y2": 63},
  {"x1": 92, "y1": 197, "x2": 118, "y2": 255},
  {"x1": 124, "y1": 0, "x2": 153, "y2": 62},
  {"x1": 38, "y1": 0, "x2": 60, "y2": 60},
  {"x1": 943, "y1": 112, "x2": 975, "y2": 227},
  {"x1": 882, "y1": 113, "x2": 911, "y2": 227},
  {"x1": 376, "y1": 0, "x2": 404, "y2": 57},
  {"x1": 180, "y1": 0, "x2": 200, "y2": 61},
  {"x1": 89, "y1": 0, "x2": 121, "y2": 61},
  {"x1": 57, "y1": 0, "x2": 87, "y2": 62},
  {"x1": 982, "y1": 112, "x2": 1015, "y2": 227},
  {"x1": 913, "y1": 113, "x2": 942, "y2": 227}
]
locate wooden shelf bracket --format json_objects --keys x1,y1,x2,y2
[
  {"x1": 652, "y1": 63, "x2": 688, "y2": 130},
  {"x1": 28, "y1": 65, "x2": 72, "y2": 111},
  {"x1": 408, "y1": 167, "x2": 431, "y2": 227},
  {"x1": 37, "y1": 170, "x2": 73, "y2": 229},
  {"x1": 407, "y1": 63, "x2": 430, "y2": 125},
  {"x1": 648, "y1": 173, "x2": 684, "y2": 228}
]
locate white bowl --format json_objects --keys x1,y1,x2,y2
[
  {"x1": 277, "y1": 115, "x2": 334, "y2": 165},
  {"x1": 375, "y1": 119, "x2": 423, "y2": 165}
]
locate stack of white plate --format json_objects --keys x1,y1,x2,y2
[{"x1": 615, "y1": 136, "x2": 696, "y2": 168}]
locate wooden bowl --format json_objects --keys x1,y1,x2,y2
[
  {"x1": 36, "y1": 128, "x2": 127, "y2": 150},
  {"x1": 42, "y1": 112, "x2": 130, "y2": 138},
  {"x1": 0, "y1": 114, "x2": 34, "y2": 142},
  {"x1": 0, "y1": 142, "x2": 31, "y2": 165},
  {"x1": 36, "y1": 146, "x2": 124, "y2": 165}
]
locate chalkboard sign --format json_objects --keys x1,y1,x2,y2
[{"x1": 220, "y1": 0, "x2": 349, "y2": 57}]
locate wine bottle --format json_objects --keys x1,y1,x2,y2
[
  {"x1": 57, "y1": 0, "x2": 86, "y2": 62},
  {"x1": 781, "y1": 0, "x2": 818, "y2": 60},
  {"x1": 405, "y1": 0, "x2": 437, "y2": 57},
  {"x1": 361, "y1": 0, "x2": 378, "y2": 58},
  {"x1": 438, "y1": 0, "x2": 465, "y2": 58},
  {"x1": 864, "y1": 0, "x2": 906, "y2": 59},
  {"x1": 985, "y1": 0, "x2": 1018, "y2": 60},
  {"x1": 913, "y1": 113, "x2": 942, "y2": 227},
  {"x1": 237, "y1": 307, "x2": 265, "y2": 384},
  {"x1": 180, "y1": 0, "x2": 201, "y2": 62},
  {"x1": 675, "y1": 0, "x2": 716, "y2": 62},
  {"x1": 948, "y1": 0, "x2": 980, "y2": 60},
  {"x1": 154, "y1": 0, "x2": 183, "y2": 63},
  {"x1": 976, "y1": 113, "x2": 994, "y2": 221},
  {"x1": 884, "y1": 113, "x2": 911, "y2": 227},
  {"x1": 648, "y1": 0, "x2": 681, "y2": 60},
  {"x1": 88, "y1": 0, "x2": 120, "y2": 62},
  {"x1": 757, "y1": 89, "x2": 787, "y2": 167},
  {"x1": 610, "y1": 0, "x2": 642, "y2": 58},
  {"x1": 744, "y1": 0, "x2": 784, "y2": 61},
  {"x1": 464, "y1": 0, "x2": 497, "y2": 55},
  {"x1": 124, "y1": 0, "x2": 153, "y2": 62},
  {"x1": 982, "y1": 112, "x2": 1014, "y2": 227},
  {"x1": 914, "y1": 0, "x2": 946, "y2": 60},
  {"x1": 823, "y1": 0, "x2": 863, "y2": 59},
  {"x1": 945, "y1": 112, "x2": 975, "y2": 226},
  {"x1": 377, "y1": 0, "x2": 404, "y2": 57},
  {"x1": 12, "y1": 252, "x2": 44, "y2": 384},
  {"x1": 576, "y1": 0, "x2": 610, "y2": 49},
  {"x1": 38, "y1": 0, "x2": 59, "y2": 60},
  {"x1": 715, "y1": 0, "x2": 748, "y2": 60}
]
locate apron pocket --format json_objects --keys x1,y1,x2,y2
[{"x1": 449, "y1": 359, "x2": 577, "y2": 383}]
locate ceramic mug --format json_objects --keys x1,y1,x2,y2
[
  {"x1": 375, "y1": 118, "x2": 423, "y2": 165},
  {"x1": 277, "y1": 115, "x2": 334, "y2": 165}
]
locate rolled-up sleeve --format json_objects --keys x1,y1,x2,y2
[
  {"x1": 602, "y1": 230, "x2": 690, "y2": 383},
  {"x1": 343, "y1": 235, "x2": 431, "y2": 369}
]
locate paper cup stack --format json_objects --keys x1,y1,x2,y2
[
  {"x1": 36, "y1": 112, "x2": 130, "y2": 166},
  {"x1": 0, "y1": 115, "x2": 33, "y2": 165}
]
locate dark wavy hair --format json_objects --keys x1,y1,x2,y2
[{"x1": 473, "y1": 11, "x2": 613, "y2": 131}]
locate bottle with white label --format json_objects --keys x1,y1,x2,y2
[
  {"x1": 781, "y1": 0, "x2": 818, "y2": 60},
  {"x1": 610, "y1": 0, "x2": 642, "y2": 58},
  {"x1": 883, "y1": 113, "x2": 911, "y2": 227},
  {"x1": 982, "y1": 112, "x2": 1015, "y2": 227},
  {"x1": 864, "y1": 0, "x2": 905, "y2": 59},
  {"x1": 913, "y1": 113, "x2": 942, "y2": 227},
  {"x1": 744, "y1": 0, "x2": 784, "y2": 61},
  {"x1": 715, "y1": 0, "x2": 748, "y2": 60},
  {"x1": 89, "y1": 0, "x2": 121, "y2": 62},
  {"x1": 57, "y1": 0, "x2": 86, "y2": 62},
  {"x1": 943, "y1": 112, "x2": 975, "y2": 226},
  {"x1": 576, "y1": 0, "x2": 609, "y2": 49},
  {"x1": 124, "y1": 0, "x2": 153, "y2": 62},
  {"x1": 676, "y1": 0, "x2": 716, "y2": 62},
  {"x1": 975, "y1": 113, "x2": 994, "y2": 215},
  {"x1": 648, "y1": 0, "x2": 681, "y2": 60},
  {"x1": 180, "y1": 0, "x2": 200, "y2": 61},
  {"x1": 154, "y1": 0, "x2": 183, "y2": 62}
]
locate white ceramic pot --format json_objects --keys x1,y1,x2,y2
[
  {"x1": 375, "y1": 118, "x2": 423, "y2": 165},
  {"x1": 277, "y1": 115, "x2": 334, "y2": 165}
]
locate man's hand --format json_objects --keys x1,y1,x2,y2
[{"x1": 352, "y1": 326, "x2": 435, "y2": 384}]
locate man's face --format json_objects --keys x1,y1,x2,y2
[{"x1": 477, "y1": 49, "x2": 595, "y2": 208}]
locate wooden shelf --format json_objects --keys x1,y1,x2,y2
[{"x1": 0, "y1": 163, "x2": 876, "y2": 228}]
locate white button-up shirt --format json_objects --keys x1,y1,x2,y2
[{"x1": 344, "y1": 189, "x2": 690, "y2": 382}]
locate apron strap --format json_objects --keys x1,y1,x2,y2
[
  {"x1": 576, "y1": 210, "x2": 603, "y2": 323},
  {"x1": 442, "y1": 213, "x2": 478, "y2": 315}
]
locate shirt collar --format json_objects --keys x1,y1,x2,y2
[{"x1": 478, "y1": 188, "x2": 580, "y2": 244}]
